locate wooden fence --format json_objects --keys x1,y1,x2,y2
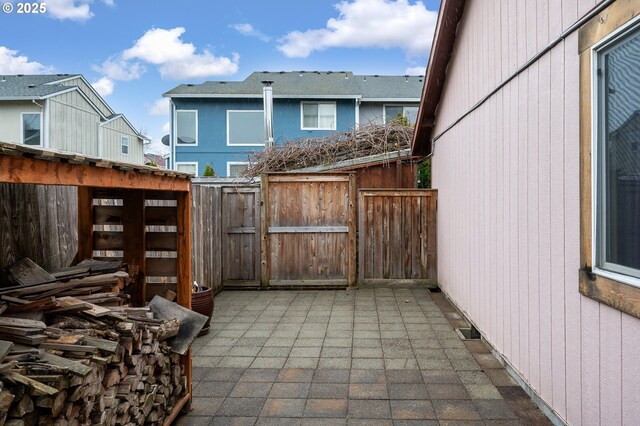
[{"x1": 358, "y1": 189, "x2": 437, "y2": 285}]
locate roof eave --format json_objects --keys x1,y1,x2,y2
[
  {"x1": 165, "y1": 93, "x2": 361, "y2": 100},
  {"x1": 411, "y1": 0, "x2": 466, "y2": 156}
]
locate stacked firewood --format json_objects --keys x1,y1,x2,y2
[{"x1": 0, "y1": 259, "x2": 188, "y2": 426}]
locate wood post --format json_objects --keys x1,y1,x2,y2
[
  {"x1": 260, "y1": 175, "x2": 270, "y2": 288},
  {"x1": 122, "y1": 190, "x2": 146, "y2": 307},
  {"x1": 76, "y1": 187, "x2": 94, "y2": 263},
  {"x1": 175, "y1": 189, "x2": 192, "y2": 402},
  {"x1": 348, "y1": 174, "x2": 357, "y2": 287}
]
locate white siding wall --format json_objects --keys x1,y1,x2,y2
[
  {"x1": 101, "y1": 116, "x2": 144, "y2": 164},
  {"x1": 48, "y1": 90, "x2": 100, "y2": 156},
  {"x1": 430, "y1": 1, "x2": 640, "y2": 425},
  {"x1": 58, "y1": 77, "x2": 112, "y2": 117},
  {"x1": 0, "y1": 101, "x2": 42, "y2": 144}
]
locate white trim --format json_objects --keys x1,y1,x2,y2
[
  {"x1": 226, "y1": 110, "x2": 265, "y2": 146},
  {"x1": 355, "y1": 99, "x2": 360, "y2": 129},
  {"x1": 175, "y1": 161, "x2": 198, "y2": 176},
  {"x1": 121, "y1": 135, "x2": 129, "y2": 156},
  {"x1": 43, "y1": 99, "x2": 49, "y2": 149},
  {"x1": 361, "y1": 97, "x2": 421, "y2": 102},
  {"x1": 300, "y1": 101, "x2": 337, "y2": 131},
  {"x1": 175, "y1": 110, "x2": 198, "y2": 146},
  {"x1": 165, "y1": 94, "x2": 360, "y2": 100},
  {"x1": 227, "y1": 161, "x2": 250, "y2": 177},
  {"x1": 45, "y1": 74, "x2": 116, "y2": 116},
  {"x1": 170, "y1": 100, "x2": 176, "y2": 170},
  {"x1": 20, "y1": 112, "x2": 42, "y2": 146},
  {"x1": 590, "y1": 16, "x2": 640, "y2": 286}
]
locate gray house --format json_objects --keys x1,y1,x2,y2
[{"x1": 0, "y1": 74, "x2": 146, "y2": 164}]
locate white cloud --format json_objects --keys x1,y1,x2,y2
[
  {"x1": 149, "y1": 98, "x2": 170, "y2": 116},
  {"x1": 162, "y1": 121, "x2": 171, "y2": 133},
  {"x1": 46, "y1": 0, "x2": 93, "y2": 22},
  {"x1": 278, "y1": 0, "x2": 437, "y2": 58},
  {"x1": 101, "y1": 0, "x2": 115, "y2": 6},
  {"x1": 0, "y1": 46, "x2": 52, "y2": 74},
  {"x1": 122, "y1": 27, "x2": 238, "y2": 79},
  {"x1": 91, "y1": 77, "x2": 114, "y2": 97},
  {"x1": 232, "y1": 23, "x2": 271, "y2": 42},
  {"x1": 93, "y1": 57, "x2": 145, "y2": 81},
  {"x1": 405, "y1": 66, "x2": 425, "y2": 75}
]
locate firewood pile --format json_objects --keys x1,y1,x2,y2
[
  {"x1": 243, "y1": 123, "x2": 414, "y2": 176},
  {"x1": 0, "y1": 258, "x2": 189, "y2": 426}
]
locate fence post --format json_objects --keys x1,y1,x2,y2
[
  {"x1": 348, "y1": 173, "x2": 357, "y2": 287},
  {"x1": 260, "y1": 174, "x2": 270, "y2": 288}
]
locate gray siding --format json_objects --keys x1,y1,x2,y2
[
  {"x1": 48, "y1": 90, "x2": 100, "y2": 156},
  {"x1": 58, "y1": 76, "x2": 112, "y2": 117},
  {"x1": 101, "y1": 116, "x2": 144, "y2": 164}
]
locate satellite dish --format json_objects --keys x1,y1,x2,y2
[{"x1": 161, "y1": 135, "x2": 170, "y2": 146}]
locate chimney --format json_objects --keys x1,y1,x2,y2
[{"x1": 262, "y1": 81, "x2": 274, "y2": 147}]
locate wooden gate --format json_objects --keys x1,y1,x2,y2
[
  {"x1": 261, "y1": 174, "x2": 356, "y2": 287},
  {"x1": 358, "y1": 189, "x2": 437, "y2": 285},
  {"x1": 221, "y1": 186, "x2": 261, "y2": 287}
]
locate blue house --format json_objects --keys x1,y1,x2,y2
[{"x1": 163, "y1": 71, "x2": 423, "y2": 176}]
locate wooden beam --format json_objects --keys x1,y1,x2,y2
[
  {"x1": 175, "y1": 189, "x2": 192, "y2": 401},
  {"x1": 0, "y1": 155, "x2": 190, "y2": 191}
]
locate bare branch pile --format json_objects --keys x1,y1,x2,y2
[{"x1": 244, "y1": 124, "x2": 414, "y2": 176}]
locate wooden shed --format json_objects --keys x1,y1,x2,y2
[{"x1": 0, "y1": 141, "x2": 194, "y2": 423}]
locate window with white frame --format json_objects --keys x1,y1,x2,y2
[
  {"x1": 176, "y1": 110, "x2": 197, "y2": 145},
  {"x1": 301, "y1": 102, "x2": 336, "y2": 130},
  {"x1": 21, "y1": 112, "x2": 41, "y2": 146},
  {"x1": 121, "y1": 135, "x2": 129, "y2": 155},
  {"x1": 593, "y1": 20, "x2": 640, "y2": 281},
  {"x1": 227, "y1": 162, "x2": 249, "y2": 177},
  {"x1": 384, "y1": 105, "x2": 419, "y2": 124},
  {"x1": 176, "y1": 162, "x2": 198, "y2": 176},
  {"x1": 227, "y1": 110, "x2": 264, "y2": 145}
]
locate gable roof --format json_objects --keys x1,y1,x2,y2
[
  {"x1": 0, "y1": 74, "x2": 82, "y2": 99},
  {"x1": 164, "y1": 71, "x2": 424, "y2": 100},
  {"x1": 411, "y1": 0, "x2": 466, "y2": 156}
]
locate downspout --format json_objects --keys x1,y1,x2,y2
[
  {"x1": 355, "y1": 99, "x2": 360, "y2": 129},
  {"x1": 170, "y1": 99, "x2": 176, "y2": 170},
  {"x1": 262, "y1": 81, "x2": 274, "y2": 147}
]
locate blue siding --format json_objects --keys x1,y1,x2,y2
[{"x1": 173, "y1": 98, "x2": 356, "y2": 176}]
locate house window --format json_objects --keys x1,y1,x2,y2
[
  {"x1": 384, "y1": 105, "x2": 419, "y2": 124},
  {"x1": 176, "y1": 110, "x2": 197, "y2": 145},
  {"x1": 579, "y1": 2, "x2": 640, "y2": 319},
  {"x1": 593, "y1": 20, "x2": 640, "y2": 282},
  {"x1": 227, "y1": 110, "x2": 264, "y2": 146},
  {"x1": 21, "y1": 112, "x2": 41, "y2": 146},
  {"x1": 301, "y1": 102, "x2": 336, "y2": 130},
  {"x1": 176, "y1": 162, "x2": 197, "y2": 176},
  {"x1": 227, "y1": 162, "x2": 249, "y2": 177},
  {"x1": 121, "y1": 135, "x2": 129, "y2": 155}
]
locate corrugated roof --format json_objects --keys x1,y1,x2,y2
[
  {"x1": 164, "y1": 71, "x2": 424, "y2": 100},
  {"x1": 0, "y1": 74, "x2": 81, "y2": 99}
]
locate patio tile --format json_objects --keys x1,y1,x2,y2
[
  {"x1": 218, "y1": 357, "x2": 255, "y2": 368},
  {"x1": 260, "y1": 398, "x2": 306, "y2": 417},
  {"x1": 230, "y1": 381, "x2": 273, "y2": 398},
  {"x1": 190, "y1": 397, "x2": 225, "y2": 416},
  {"x1": 318, "y1": 357, "x2": 351, "y2": 369},
  {"x1": 210, "y1": 416, "x2": 257, "y2": 426},
  {"x1": 422, "y1": 370, "x2": 462, "y2": 384},
  {"x1": 239, "y1": 368, "x2": 280, "y2": 382},
  {"x1": 348, "y1": 400, "x2": 391, "y2": 419},
  {"x1": 350, "y1": 369, "x2": 386, "y2": 384},
  {"x1": 473, "y1": 400, "x2": 518, "y2": 419},
  {"x1": 387, "y1": 383, "x2": 428, "y2": 399},
  {"x1": 256, "y1": 418, "x2": 301, "y2": 426},
  {"x1": 277, "y1": 368, "x2": 315, "y2": 383},
  {"x1": 290, "y1": 347, "x2": 322, "y2": 358},
  {"x1": 457, "y1": 371, "x2": 493, "y2": 385},
  {"x1": 390, "y1": 400, "x2": 436, "y2": 420},
  {"x1": 304, "y1": 399, "x2": 348, "y2": 418},
  {"x1": 432, "y1": 401, "x2": 482, "y2": 420},
  {"x1": 192, "y1": 357, "x2": 222, "y2": 368},
  {"x1": 258, "y1": 346, "x2": 291, "y2": 357},
  {"x1": 227, "y1": 346, "x2": 262, "y2": 357},
  {"x1": 386, "y1": 369, "x2": 423, "y2": 383},
  {"x1": 426, "y1": 384, "x2": 470, "y2": 400},
  {"x1": 193, "y1": 381, "x2": 235, "y2": 397},
  {"x1": 321, "y1": 347, "x2": 352, "y2": 357},
  {"x1": 268, "y1": 382, "x2": 311, "y2": 398},
  {"x1": 352, "y1": 347, "x2": 383, "y2": 358},
  {"x1": 352, "y1": 358, "x2": 384, "y2": 369},
  {"x1": 324, "y1": 338, "x2": 352, "y2": 347},
  {"x1": 464, "y1": 384, "x2": 503, "y2": 400},
  {"x1": 484, "y1": 368, "x2": 518, "y2": 387},
  {"x1": 216, "y1": 397, "x2": 266, "y2": 417},
  {"x1": 313, "y1": 369, "x2": 350, "y2": 383},
  {"x1": 384, "y1": 358, "x2": 419, "y2": 370},
  {"x1": 251, "y1": 357, "x2": 287, "y2": 369},
  {"x1": 308, "y1": 383, "x2": 349, "y2": 399},
  {"x1": 353, "y1": 338, "x2": 382, "y2": 348},
  {"x1": 284, "y1": 357, "x2": 319, "y2": 369},
  {"x1": 294, "y1": 338, "x2": 324, "y2": 347},
  {"x1": 349, "y1": 383, "x2": 388, "y2": 399},
  {"x1": 300, "y1": 418, "x2": 346, "y2": 426}
]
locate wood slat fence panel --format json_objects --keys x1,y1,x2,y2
[{"x1": 358, "y1": 189, "x2": 437, "y2": 285}]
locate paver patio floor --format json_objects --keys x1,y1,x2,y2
[{"x1": 180, "y1": 287, "x2": 551, "y2": 425}]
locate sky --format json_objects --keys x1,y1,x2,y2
[{"x1": 0, "y1": 0, "x2": 440, "y2": 155}]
